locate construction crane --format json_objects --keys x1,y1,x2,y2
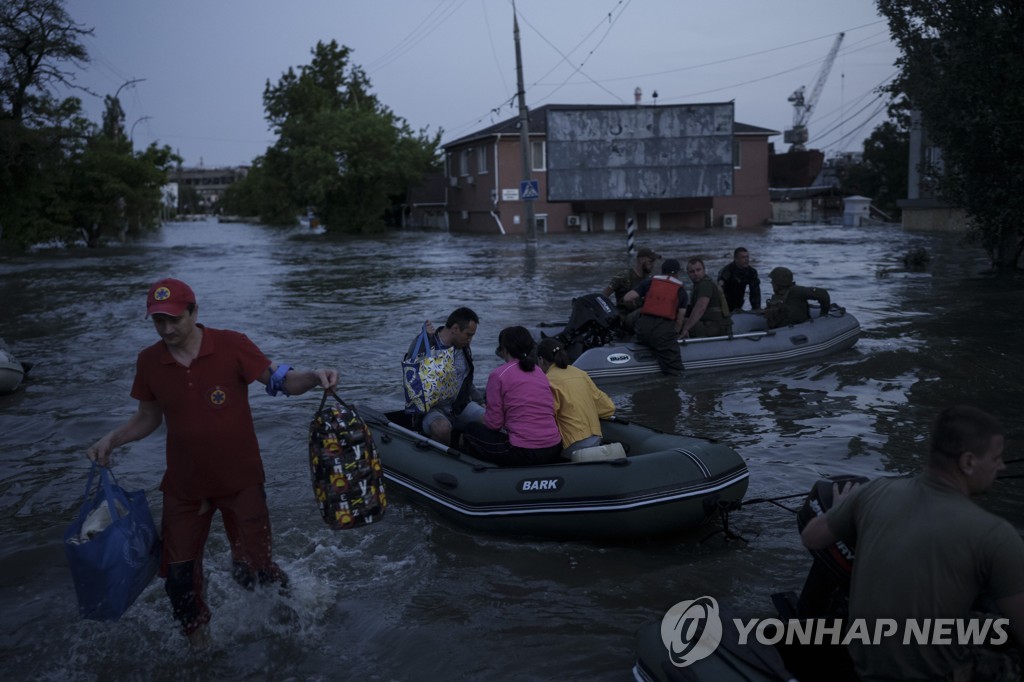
[{"x1": 784, "y1": 32, "x2": 845, "y2": 152}]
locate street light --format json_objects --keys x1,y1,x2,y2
[
  {"x1": 130, "y1": 116, "x2": 153, "y2": 149},
  {"x1": 114, "y1": 78, "x2": 146, "y2": 101}
]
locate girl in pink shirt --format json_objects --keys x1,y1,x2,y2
[{"x1": 462, "y1": 326, "x2": 562, "y2": 466}]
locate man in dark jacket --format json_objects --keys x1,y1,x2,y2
[
  {"x1": 404, "y1": 307, "x2": 484, "y2": 445},
  {"x1": 717, "y1": 247, "x2": 761, "y2": 312}
]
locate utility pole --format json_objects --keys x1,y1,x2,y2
[{"x1": 513, "y1": 4, "x2": 537, "y2": 247}]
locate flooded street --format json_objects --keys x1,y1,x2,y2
[{"x1": 1, "y1": 220, "x2": 1022, "y2": 680}]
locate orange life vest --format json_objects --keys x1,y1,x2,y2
[{"x1": 640, "y1": 276, "x2": 683, "y2": 320}]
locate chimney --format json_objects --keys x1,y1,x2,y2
[{"x1": 634, "y1": 86, "x2": 642, "y2": 105}]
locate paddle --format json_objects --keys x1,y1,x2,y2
[
  {"x1": 677, "y1": 330, "x2": 776, "y2": 345},
  {"x1": 357, "y1": 404, "x2": 464, "y2": 460}
]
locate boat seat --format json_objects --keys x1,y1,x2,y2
[{"x1": 570, "y1": 442, "x2": 627, "y2": 463}]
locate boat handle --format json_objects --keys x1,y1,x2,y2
[
  {"x1": 789, "y1": 335, "x2": 809, "y2": 346},
  {"x1": 433, "y1": 472, "x2": 459, "y2": 488}
]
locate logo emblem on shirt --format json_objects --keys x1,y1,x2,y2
[
  {"x1": 209, "y1": 386, "x2": 227, "y2": 407},
  {"x1": 153, "y1": 286, "x2": 171, "y2": 302}
]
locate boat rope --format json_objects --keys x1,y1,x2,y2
[
  {"x1": 704, "y1": 492, "x2": 809, "y2": 545},
  {"x1": 738, "y1": 491, "x2": 808, "y2": 514}
]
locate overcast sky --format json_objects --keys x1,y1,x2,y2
[{"x1": 62, "y1": 0, "x2": 900, "y2": 168}]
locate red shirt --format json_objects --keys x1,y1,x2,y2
[{"x1": 131, "y1": 326, "x2": 271, "y2": 499}]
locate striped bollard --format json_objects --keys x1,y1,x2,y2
[{"x1": 626, "y1": 218, "x2": 636, "y2": 258}]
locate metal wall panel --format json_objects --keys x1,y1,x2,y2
[{"x1": 546, "y1": 104, "x2": 734, "y2": 201}]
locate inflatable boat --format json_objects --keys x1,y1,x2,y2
[
  {"x1": 0, "y1": 340, "x2": 29, "y2": 394},
  {"x1": 358, "y1": 406, "x2": 749, "y2": 541},
  {"x1": 553, "y1": 295, "x2": 860, "y2": 381}
]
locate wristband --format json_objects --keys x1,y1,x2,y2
[{"x1": 266, "y1": 364, "x2": 293, "y2": 396}]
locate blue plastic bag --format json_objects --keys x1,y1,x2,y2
[{"x1": 64, "y1": 464, "x2": 161, "y2": 621}]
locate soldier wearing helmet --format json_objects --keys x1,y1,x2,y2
[{"x1": 763, "y1": 266, "x2": 831, "y2": 329}]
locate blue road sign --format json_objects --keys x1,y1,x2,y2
[{"x1": 520, "y1": 180, "x2": 540, "y2": 200}]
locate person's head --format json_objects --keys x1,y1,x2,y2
[
  {"x1": 733, "y1": 247, "x2": 750, "y2": 268},
  {"x1": 496, "y1": 326, "x2": 537, "y2": 372},
  {"x1": 445, "y1": 307, "x2": 479, "y2": 348},
  {"x1": 686, "y1": 257, "x2": 707, "y2": 282},
  {"x1": 661, "y1": 259, "x2": 681, "y2": 277},
  {"x1": 769, "y1": 266, "x2": 794, "y2": 291},
  {"x1": 536, "y1": 337, "x2": 570, "y2": 371},
  {"x1": 146, "y1": 278, "x2": 199, "y2": 347},
  {"x1": 636, "y1": 247, "x2": 661, "y2": 275},
  {"x1": 929, "y1": 405, "x2": 1006, "y2": 493}
]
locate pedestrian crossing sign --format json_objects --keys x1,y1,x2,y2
[{"x1": 520, "y1": 180, "x2": 539, "y2": 200}]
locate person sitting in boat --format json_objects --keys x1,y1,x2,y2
[
  {"x1": 461, "y1": 326, "x2": 563, "y2": 466},
  {"x1": 602, "y1": 246, "x2": 660, "y2": 334},
  {"x1": 622, "y1": 259, "x2": 688, "y2": 376},
  {"x1": 801, "y1": 405, "x2": 1024, "y2": 681},
  {"x1": 679, "y1": 257, "x2": 733, "y2": 339},
  {"x1": 717, "y1": 246, "x2": 762, "y2": 312},
  {"x1": 536, "y1": 337, "x2": 615, "y2": 458},
  {"x1": 762, "y1": 266, "x2": 831, "y2": 329},
  {"x1": 403, "y1": 307, "x2": 485, "y2": 446}
]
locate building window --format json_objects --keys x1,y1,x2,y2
[
  {"x1": 531, "y1": 141, "x2": 546, "y2": 171},
  {"x1": 733, "y1": 140, "x2": 741, "y2": 169},
  {"x1": 460, "y1": 149, "x2": 470, "y2": 176},
  {"x1": 477, "y1": 145, "x2": 488, "y2": 174}
]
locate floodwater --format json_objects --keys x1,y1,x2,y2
[{"x1": 1, "y1": 219, "x2": 1022, "y2": 680}]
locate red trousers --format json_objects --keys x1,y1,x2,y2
[{"x1": 160, "y1": 485, "x2": 286, "y2": 634}]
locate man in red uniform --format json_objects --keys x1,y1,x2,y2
[
  {"x1": 623, "y1": 259, "x2": 689, "y2": 375},
  {"x1": 86, "y1": 278, "x2": 338, "y2": 648}
]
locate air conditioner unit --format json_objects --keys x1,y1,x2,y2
[
  {"x1": 449, "y1": 176, "x2": 458, "y2": 187},
  {"x1": 466, "y1": 175, "x2": 475, "y2": 185},
  {"x1": 723, "y1": 214, "x2": 738, "y2": 228},
  {"x1": 567, "y1": 215, "x2": 581, "y2": 227}
]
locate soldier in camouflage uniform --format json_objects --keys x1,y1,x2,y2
[
  {"x1": 763, "y1": 266, "x2": 831, "y2": 329},
  {"x1": 602, "y1": 246, "x2": 660, "y2": 334}
]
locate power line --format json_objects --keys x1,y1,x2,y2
[{"x1": 363, "y1": 0, "x2": 469, "y2": 74}]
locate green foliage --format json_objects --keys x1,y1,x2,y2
[
  {"x1": 0, "y1": 0, "x2": 91, "y2": 125},
  {"x1": 255, "y1": 40, "x2": 442, "y2": 232},
  {"x1": 837, "y1": 100, "x2": 910, "y2": 219},
  {"x1": 219, "y1": 158, "x2": 295, "y2": 225},
  {"x1": 877, "y1": 0, "x2": 1024, "y2": 267},
  {"x1": 0, "y1": 0, "x2": 177, "y2": 249}
]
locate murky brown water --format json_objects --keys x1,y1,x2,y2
[{"x1": 1, "y1": 220, "x2": 1022, "y2": 679}]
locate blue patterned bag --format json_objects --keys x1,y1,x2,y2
[
  {"x1": 64, "y1": 464, "x2": 161, "y2": 621},
  {"x1": 402, "y1": 325, "x2": 459, "y2": 414}
]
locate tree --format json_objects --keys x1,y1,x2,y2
[
  {"x1": 1, "y1": 1, "x2": 177, "y2": 249},
  {"x1": 1, "y1": 0, "x2": 92, "y2": 247},
  {"x1": 258, "y1": 40, "x2": 441, "y2": 232},
  {"x1": 0, "y1": 0, "x2": 92, "y2": 125},
  {"x1": 69, "y1": 95, "x2": 177, "y2": 246},
  {"x1": 877, "y1": 0, "x2": 1024, "y2": 268},
  {"x1": 836, "y1": 99, "x2": 909, "y2": 220}
]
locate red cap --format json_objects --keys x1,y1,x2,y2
[{"x1": 146, "y1": 278, "x2": 196, "y2": 317}]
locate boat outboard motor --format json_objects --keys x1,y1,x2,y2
[
  {"x1": 554, "y1": 293, "x2": 619, "y2": 362},
  {"x1": 790, "y1": 475, "x2": 868, "y2": 619}
]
